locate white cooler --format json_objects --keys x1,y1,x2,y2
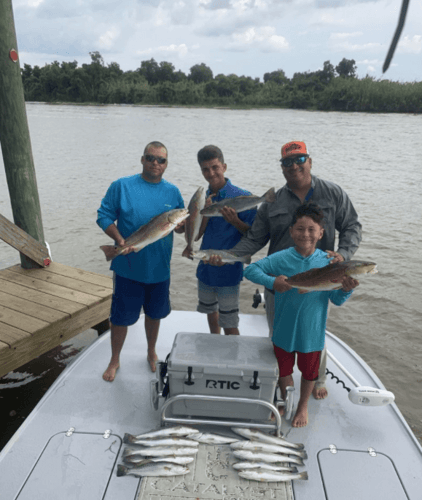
[{"x1": 166, "y1": 332, "x2": 279, "y2": 421}]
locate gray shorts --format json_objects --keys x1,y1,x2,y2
[{"x1": 197, "y1": 280, "x2": 240, "y2": 328}]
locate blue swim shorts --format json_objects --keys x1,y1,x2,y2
[
  {"x1": 110, "y1": 273, "x2": 171, "y2": 326},
  {"x1": 197, "y1": 279, "x2": 240, "y2": 328}
]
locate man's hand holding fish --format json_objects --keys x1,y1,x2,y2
[{"x1": 326, "y1": 250, "x2": 345, "y2": 264}]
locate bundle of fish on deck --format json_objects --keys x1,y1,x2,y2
[
  {"x1": 117, "y1": 425, "x2": 241, "y2": 478},
  {"x1": 117, "y1": 425, "x2": 199, "y2": 478},
  {"x1": 230, "y1": 427, "x2": 308, "y2": 482}
]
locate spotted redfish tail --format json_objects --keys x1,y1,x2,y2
[{"x1": 100, "y1": 245, "x2": 120, "y2": 262}]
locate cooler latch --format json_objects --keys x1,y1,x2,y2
[
  {"x1": 184, "y1": 366, "x2": 195, "y2": 386},
  {"x1": 250, "y1": 371, "x2": 260, "y2": 390}
]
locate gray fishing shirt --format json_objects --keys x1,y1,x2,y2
[{"x1": 232, "y1": 175, "x2": 362, "y2": 261}]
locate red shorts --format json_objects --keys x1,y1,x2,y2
[{"x1": 273, "y1": 344, "x2": 321, "y2": 381}]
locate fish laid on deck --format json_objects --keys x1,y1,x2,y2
[
  {"x1": 200, "y1": 187, "x2": 276, "y2": 217},
  {"x1": 123, "y1": 446, "x2": 199, "y2": 458},
  {"x1": 286, "y1": 260, "x2": 377, "y2": 292},
  {"x1": 182, "y1": 186, "x2": 206, "y2": 259},
  {"x1": 123, "y1": 436, "x2": 198, "y2": 447},
  {"x1": 231, "y1": 440, "x2": 307, "y2": 459},
  {"x1": 192, "y1": 249, "x2": 251, "y2": 265},
  {"x1": 232, "y1": 462, "x2": 298, "y2": 473},
  {"x1": 238, "y1": 470, "x2": 308, "y2": 482},
  {"x1": 100, "y1": 208, "x2": 189, "y2": 262},
  {"x1": 124, "y1": 425, "x2": 199, "y2": 440},
  {"x1": 186, "y1": 432, "x2": 240, "y2": 444},
  {"x1": 124, "y1": 455, "x2": 195, "y2": 465},
  {"x1": 117, "y1": 463, "x2": 190, "y2": 477},
  {"x1": 232, "y1": 450, "x2": 305, "y2": 466},
  {"x1": 232, "y1": 427, "x2": 305, "y2": 450}
]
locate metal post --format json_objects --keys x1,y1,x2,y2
[{"x1": 0, "y1": 0, "x2": 45, "y2": 268}]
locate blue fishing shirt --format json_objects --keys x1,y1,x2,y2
[
  {"x1": 244, "y1": 248, "x2": 353, "y2": 352},
  {"x1": 196, "y1": 179, "x2": 257, "y2": 287},
  {"x1": 97, "y1": 174, "x2": 184, "y2": 283}
]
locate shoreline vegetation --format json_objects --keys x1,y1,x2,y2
[{"x1": 22, "y1": 52, "x2": 422, "y2": 114}]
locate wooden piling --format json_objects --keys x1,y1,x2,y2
[{"x1": 0, "y1": 0, "x2": 46, "y2": 268}]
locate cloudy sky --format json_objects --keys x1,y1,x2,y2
[{"x1": 12, "y1": 0, "x2": 422, "y2": 82}]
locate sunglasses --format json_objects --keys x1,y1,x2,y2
[
  {"x1": 280, "y1": 155, "x2": 308, "y2": 168},
  {"x1": 145, "y1": 154, "x2": 167, "y2": 164}
]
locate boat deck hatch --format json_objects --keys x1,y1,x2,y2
[
  {"x1": 318, "y1": 448, "x2": 409, "y2": 500},
  {"x1": 16, "y1": 431, "x2": 122, "y2": 500}
]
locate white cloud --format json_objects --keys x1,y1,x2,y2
[
  {"x1": 97, "y1": 27, "x2": 120, "y2": 50},
  {"x1": 137, "y1": 44, "x2": 189, "y2": 58},
  {"x1": 330, "y1": 32, "x2": 363, "y2": 40},
  {"x1": 330, "y1": 39, "x2": 383, "y2": 53},
  {"x1": 228, "y1": 26, "x2": 289, "y2": 52},
  {"x1": 398, "y1": 35, "x2": 422, "y2": 54},
  {"x1": 28, "y1": 0, "x2": 45, "y2": 7}
]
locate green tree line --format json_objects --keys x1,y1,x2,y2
[{"x1": 21, "y1": 51, "x2": 422, "y2": 113}]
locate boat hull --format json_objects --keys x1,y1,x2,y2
[{"x1": 0, "y1": 311, "x2": 421, "y2": 500}]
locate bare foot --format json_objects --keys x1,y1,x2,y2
[
  {"x1": 271, "y1": 406, "x2": 285, "y2": 421},
  {"x1": 103, "y1": 363, "x2": 119, "y2": 382},
  {"x1": 312, "y1": 385, "x2": 328, "y2": 400},
  {"x1": 292, "y1": 407, "x2": 308, "y2": 427},
  {"x1": 147, "y1": 353, "x2": 158, "y2": 373}
]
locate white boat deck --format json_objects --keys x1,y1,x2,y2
[{"x1": 0, "y1": 311, "x2": 421, "y2": 500}]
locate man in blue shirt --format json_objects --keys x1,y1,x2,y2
[
  {"x1": 195, "y1": 145, "x2": 256, "y2": 335},
  {"x1": 97, "y1": 141, "x2": 184, "y2": 381}
]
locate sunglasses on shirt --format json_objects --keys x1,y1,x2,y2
[
  {"x1": 280, "y1": 155, "x2": 309, "y2": 168},
  {"x1": 145, "y1": 154, "x2": 167, "y2": 164}
]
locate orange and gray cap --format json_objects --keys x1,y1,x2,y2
[{"x1": 281, "y1": 141, "x2": 308, "y2": 159}]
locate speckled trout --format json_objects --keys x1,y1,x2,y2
[
  {"x1": 124, "y1": 456, "x2": 194, "y2": 466},
  {"x1": 117, "y1": 463, "x2": 189, "y2": 477},
  {"x1": 238, "y1": 470, "x2": 308, "y2": 482},
  {"x1": 192, "y1": 250, "x2": 251, "y2": 265},
  {"x1": 182, "y1": 187, "x2": 206, "y2": 259},
  {"x1": 200, "y1": 187, "x2": 276, "y2": 217},
  {"x1": 100, "y1": 208, "x2": 189, "y2": 262},
  {"x1": 286, "y1": 260, "x2": 377, "y2": 292},
  {"x1": 124, "y1": 426, "x2": 199, "y2": 440},
  {"x1": 231, "y1": 440, "x2": 307, "y2": 459}
]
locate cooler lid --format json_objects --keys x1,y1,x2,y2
[
  {"x1": 318, "y1": 448, "x2": 408, "y2": 499},
  {"x1": 167, "y1": 332, "x2": 278, "y2": 376},
  {"x1": 15, "y1": 431, "x2": 131, "y2": 500}
]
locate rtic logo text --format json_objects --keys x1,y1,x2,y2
[{"x1": 206, "y1": 380, "x2": 240, "y2": 390}]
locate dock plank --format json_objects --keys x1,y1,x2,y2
[
  {"x1": 42, "y1": 264, "x2": 112, "y2": 288},
  {"x1": 0, "y1": 262, "x2": 112, "y2": 377},
  {"x1": 0, "y1": 322, "x2": 31, "y2": 346},
  {"x1": 0, "y1": 305, "x2": 48, "y2": 333},
  {"x1": 0, "y1": 290, "x2": 69, "y2": 323},
  {"x1": 0, "y1": 269, "x2": 103, "y2": 306},
  {"x1": 0, "y1": 299, "x2": 111, "y2": 376},
  {"x1": 8, "y1": 264, "x2": 111, "y2": 298},
  {"x1": 0, "y1": 278, "x2": 84, "y2": 315}
]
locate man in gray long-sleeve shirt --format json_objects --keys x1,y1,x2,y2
[{"x1": 229, "y1": 140, "x2": 362, "y2": 399}]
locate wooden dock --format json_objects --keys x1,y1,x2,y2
[{"x1": 0, "y1": 262, "x2": 112, "y2": 378}]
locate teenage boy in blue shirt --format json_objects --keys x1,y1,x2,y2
[
  {"x1": 196, "y1": 145, "x2": 256, "y2": 335},
  {"x1": 244, "y1": 202, "x2": 359, "y2": 427},
  {"x1": 97, "y1": 141, "x2": 184, "y2": 381}
]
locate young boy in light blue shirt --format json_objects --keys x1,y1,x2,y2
[{"x1": 244, "y1": 202, "x2": 359, "y2": 427}]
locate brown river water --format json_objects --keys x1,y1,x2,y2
[{"x1": 1, "y1": 104, "x2": 421, "y2": 449}]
